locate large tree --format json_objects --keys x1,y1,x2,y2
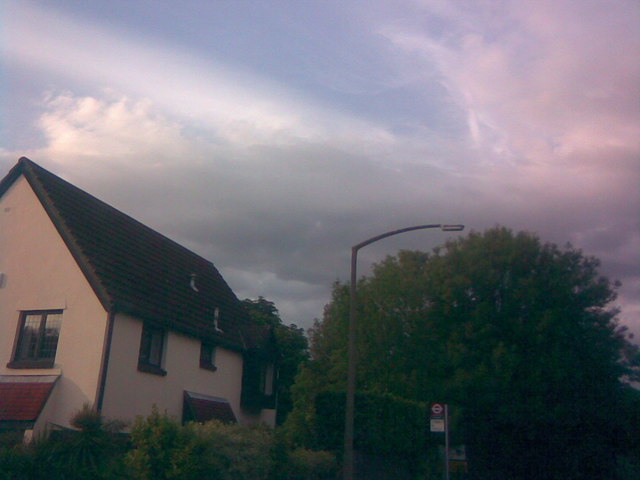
[{"x1": 290, "y1": 227, "x2": 639, "y2": 478}]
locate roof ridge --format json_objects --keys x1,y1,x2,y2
[
  {"x1": 19, "y1": 158, "x2": 217, "y2": 270},
  {"x1": 1, "y1": 157, "x2": 257, "y2": 350},
  {"x1": 0, "y1": 157, "x2": 260, "y2": 351}
]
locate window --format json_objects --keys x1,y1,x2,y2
[
  {"x1": 200, "y1": 342, "x2": 217, "y2": 371},
  {"x1": 260, "y1": 363, "x2": 275, "y2": 397},
  {"x1": 137, "y1": 323, "x2": 166, "y2": 376},
  {"x1": 241, "y1": 353, "x2": 276, "y2": 410},
  {"x1": 9, "y1": 310, "x2": 63, "y2": 369}
]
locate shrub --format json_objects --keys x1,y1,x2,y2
[
  {"x1": 283, "y1": 448, "x2": 338, "y2": 480},
  {"x1": 126, "y1": 407, "x2": 184, "y2": 480},
  {"x1": 315, "y1": 391, "x2": 429, "y2": 457},
  {"x1": 127, "y1": 408, "x2": 274, "y2": 480},
  {"x1": 55, "y1": 404, "x2": 128, "y2": 479},
  {"x1": 179, "y1": 420, "x2": 274, "y2": 480},
  {"x1": 0, "y1": 405, "x2": 128, "y2": 480},
  {"x1": 38, "y1": 405, "x2": 129, "y2": 480}
]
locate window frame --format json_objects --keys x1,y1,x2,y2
[
  {"x1": 199, "y1": 342, "x2": 217, "y2": 372},
  {"x1": 260, "y1": 363, "x2": 275, "y2": 397},
  {"x1": 137, "y1": 323, "x2": 167, "y2": 376},
  {"x1": 7, "y1": 310, "x2": 63, "y2": 369}
]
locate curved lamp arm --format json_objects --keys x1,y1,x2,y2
[{"x1": 343, "y1": 223, "x2": 464, "y2": 480}]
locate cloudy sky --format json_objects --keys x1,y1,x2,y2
[{"x1": 2, "y1": 0, "x2": 638, "y2": 338}]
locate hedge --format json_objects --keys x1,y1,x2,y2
[{"x1": 314, "y1": 391, "x2": 430, "y2": 458}]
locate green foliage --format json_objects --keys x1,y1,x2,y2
[
  {"x1": 2, "y1": 406, "x2": 345, "y2": 480},
  {"x1": 0, "y1": 441, "x2": 29, "y2": 480},
  {"x1": 281, "y1": 448, "x2": 338, "y2": 480},
  {"x1": 242, "y1": 296, "x2": 310, "y2": 424},
  {"x1": 288, "y1": 226, "x2": 639, "y2": 479},
  {"x1": 127, "y1": 407, "x2": 274, "y2": 480},
  {"x1": 315, "y1": 391, "x2": 429, "y2": 458},
  {"x1": 0, "y1": 405, "x2": 128, "y2": 480},
  {"x1": 270, "y1": 427, "x2": 338, "y2": 480},
  {"x1": 126, "y1": 406, "x2": 183, "y2": 480},
  {"x1": 54, "y1": 404, "x2": 129, "y2": 479},
  {"x1": 180, "y1": 420, "x2": 273, "y2": 480}
]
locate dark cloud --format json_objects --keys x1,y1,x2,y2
[{"x1": 2, "y1": 0, "x2": 638, "y2": 338}]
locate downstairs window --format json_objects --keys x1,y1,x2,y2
[{"x1": 8, "y1": 310, "x2": 63, "y2": 369}]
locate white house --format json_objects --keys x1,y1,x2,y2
[{"x1": 0, "y1": 158, "x2": 277, "y2": 438}]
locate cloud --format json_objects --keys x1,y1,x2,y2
[
  {"x1": 18, "y1": 88, "x2": 637, "y2": 335},
  {"x1": 380, "y1": 0, "x2": 640, "y2": 165},
  {"x1": 3, "y1": 1, "x2": 638, "y2": 337},
  {"x1": 4, "y1": 2, "x2": 402, "y2": 153}
]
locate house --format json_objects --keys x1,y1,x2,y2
[{"x1": 0, "y1": 157, "x2": 277, "y2": 439}]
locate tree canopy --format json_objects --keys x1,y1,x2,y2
[{"x1": 288, "y1": 227, "x2": 639, "y2": 478}]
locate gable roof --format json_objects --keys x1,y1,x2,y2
[{"x1": 0, "y1": 157, "x2": 266, "y2": 351}]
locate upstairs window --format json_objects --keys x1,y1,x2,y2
[
  {"x1": 200, "y1": 342, "x2": 217, "y2": 371},
  {"x1": 9, "y1": 310, "x2": 63, "y2": 369},
  {"x1": 138, "y1": 323, "x2": 167, "y2": 376}
]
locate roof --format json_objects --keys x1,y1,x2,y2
[
  {"x1": 0, "y1": 375, "x2": 59, "y2": 426},
  {"x1": 0, "y1": 158, "x2": 267, "y2": 351},
  {"x1": 183, "y1": 391, "x2": 237, "y2": 424}
]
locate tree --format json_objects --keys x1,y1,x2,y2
[
  {"x1": 289, "y1": 227, "x2": 639, "y2": 479},
  {"x1": 241, "y1": 297, "x2": 309, "y2": 425}
]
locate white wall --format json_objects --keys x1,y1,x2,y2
[
  {"x1": 0, "y1": 175, "x2": 276, "y2": 431},
  {"x1": 101, "y1": 312, "x2": 275, "y2": 426},
  {"x1": 0, "y1": 176, "x2": 110, "y2": 432}
]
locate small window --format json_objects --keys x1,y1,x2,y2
[
  {"x1": 138, "y1": 323, "x2": 166, "y2": 376},
  {"x1": 200, "y1": 342, "x2": 217, "y2": 371},
  {"x1": 261, "y1": 363, "x2": 275, "y2": 397},
  {"x1": 9, "y1": 310, "x2": 63, "y2": 369}
]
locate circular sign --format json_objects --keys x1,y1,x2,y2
[{"x1": 431, "y1": 403, "x2": 444, "y2": 415}]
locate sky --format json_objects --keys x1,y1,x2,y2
[{"x1": 1, "y1": 0, "x2": 639, "y2": 338}]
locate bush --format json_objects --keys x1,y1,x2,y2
[
  {"x1": 1, "y1": 407, "x2": 341, "y2": 480},
  {"x1": 180, "y1": 420, "x2": 274, "y2": 480},
  {"x1": 0, "y1": 406, "x2": 128, "y2": 480},
  {"x1": 0, "y1": 445, "x2": 27, "y2": 480},
  {"x1": 53, "y1": 404, "x2": 129, "y2": 479},
  {"x1": 282, "y1": 448, "x2": 338, "y2": 480},
  {"x1": 315, "y1": 391, "x2": 430, "y2": 457},
  {"x1": 127, "y1": 408, "x2": 274, "y2": 480},
  {"x1": 126, "y1": 407, "x2": 185, "y2": 480}
]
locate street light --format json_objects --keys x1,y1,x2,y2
[{"x1": 343, "y1": 224, "x2": 464, "y2": 480}]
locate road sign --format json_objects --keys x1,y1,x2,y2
[
  {"x1": 430, "y1": 418, "x2": 445, "y2": 432},
  {"x1": 430, "y1": 403, "x2": 446, "y2": 432},
  {"x1": 431, "y1": 403, "x2": 444, "y2": 417},
  {"x1": 429, "y1": 403, "x2": 451, "y2": 480}
]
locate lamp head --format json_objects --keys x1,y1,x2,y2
[{"x1": 440, "y1": 224, "x2": 465, "y2": 232}]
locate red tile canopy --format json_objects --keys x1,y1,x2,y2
[{"x1": 0, "y1": 375, "x2": 59, "y2": 428}]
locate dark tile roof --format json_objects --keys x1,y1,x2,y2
[
  {"x1": 0, "y1": 375, "x2": 58, "y2": 423},
  {"x1": 0, "y1": 158, "x2": 264, "y2": 351},
  {"x1": 183, "y1": 390, "x2": 237, "y2": 424}
]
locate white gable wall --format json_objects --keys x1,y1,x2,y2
[
  {"x1": 0, "y1": 176, "x2": 110, "y2": 432},
  {"x1": 102, "y1": 312, "x2": 274, "y2": 425}
]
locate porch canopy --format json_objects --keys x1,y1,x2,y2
[{"x1": 0, "y1": 375, "x2": 59, "y2": 429}]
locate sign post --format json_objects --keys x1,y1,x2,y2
[{"x1": 430, "y1": 403, "x2": 450, "y2": 480}]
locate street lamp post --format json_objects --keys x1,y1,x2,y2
[{"x1": 343, "y1": 224, "x2": 464, "y2": 480}]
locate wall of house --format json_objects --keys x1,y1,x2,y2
[
  {"x1": 102, "y1": 312, "x2": 275, "y2": 426},
  {"x1": 0, "y1": 176, "x2": 110, "y2": 433}
]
